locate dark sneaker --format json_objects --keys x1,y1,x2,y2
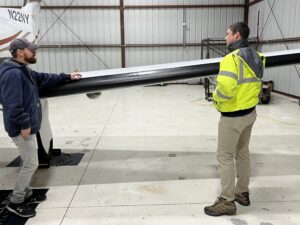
[
  {"x1": 204, "y1": 197, "x2": 236, "y2": 216},
  {"x1": 235, "y1": 192, "x2": 250, "y2": 206},
  {"x1": 6, "y1": 202, "x2": 36, "y2": 218},
  {"x1": 24, "y1": 194, "x2": 47, "y2": 204}
]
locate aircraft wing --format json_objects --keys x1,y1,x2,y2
[{"x1": 39, "y1": 48, "x2": 300, "y2": 98}]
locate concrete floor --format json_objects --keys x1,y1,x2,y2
[{"x1": 0, "y1": 85, "x2": 300, "y2": 225}]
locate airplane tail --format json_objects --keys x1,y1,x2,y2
[
  {"x1": 21, "y1": 0, "x2": 41, "y2": 41},
  {"x1": 0, "y1": 0, "x2": 41, "y2": 58}
]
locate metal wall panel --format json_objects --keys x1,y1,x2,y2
[
  {"x1": 39, "y1": 0, "x2": 119, "y2": 6},
  {"x1": 126, "y1": 47, "x2": 203, "y2": 67},
  {"x1": 2, "y1": 0, "x2": 244, "y2": 74},
  {"x1": 3, "y1": 0, "x2": 298, "y2": 95},
  {"x1": 39, "y1": 9, "x2": 120, "y2": 44},
  {"x1": 247, "y1": 1, "x2": 264, "y2": 38},
  {"x1": 125, "y1": 0, "x2": 244, "y2": 66},
  {"x1": 35, "y1": 5, "x2": 121, "y2": 72},
  {"x1": 0, "y1": 0, "x2": 120, "y2": 6},
  {"x1": 125, "y1": 0, "x2": 245, "y2": 5},
  {"x1": 261, "y1": 43, "x2": 300, "y2": 97},
  {"x1": 257, "y1": 0, "x2": 300, "y2": 40},
  {"x1": 0, "y1": 0, "x2": 23, "y2": 6},
  {"x1": 32, "y1": 48, "x2": 121, "y2": 73},
  {"x1": 125, "y1": 6, "x2": 243, "y2": 45},
  {"x1": 249, "y1": 0, "x2": 300, "y2": 97}
]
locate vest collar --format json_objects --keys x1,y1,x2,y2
[{"x1": 228, "y1": 39, "x2": 249, "y2": 52}]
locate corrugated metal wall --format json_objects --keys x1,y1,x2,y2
[
  {"x1": 125, "y1": 0, "x2": 244, "y2": 66},
  {"x1": 36, "y1": 6, "x2": 121, "y2": 71},
  {"x1": 248, "y1": 0, "x2": 300, "y2": 97},
  {"x1": 1, "y1": 0, "x2": 244, "y2": 73},
  {"x1": 2, "y1": 1, "x2": 299, "y2": 96},
  {"x1": 0, "y1": 0, "x2": 23, "y2": 6},
  {"x1": 35, "y1": 0, "x2": 121, "y2": 72}
]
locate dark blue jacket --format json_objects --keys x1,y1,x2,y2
[{"x1": 0, "y1": 59, "x2": 71, "y2": 137}]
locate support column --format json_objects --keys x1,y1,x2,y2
[
  {"x1": 120, "y1": 0, "x2": 126, "y2": 68},
  {"x1": 244, "y1": 0, "x2": 249, "y2": 25}
]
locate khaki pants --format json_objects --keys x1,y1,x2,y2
[{"x1": 217, "y1": 109, "x2": 256, "y2": 201}]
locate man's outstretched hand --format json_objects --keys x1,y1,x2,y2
[{"x1": 70, "y1": 72, "x2": 82, "y2": 80}]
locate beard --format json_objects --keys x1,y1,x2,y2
[{"x1": 24, "y1": 54, "x2": 37, "y2": 64}]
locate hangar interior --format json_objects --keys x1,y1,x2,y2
[{"x1": 0, "y1": 0, "x2": 300, "y2": 224}]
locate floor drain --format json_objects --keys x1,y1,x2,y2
[{"x1": 7, "y1": 153, "x2": 84, "y2": 167}]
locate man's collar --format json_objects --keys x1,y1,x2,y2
[
  {"x1": 227, "y1": 39, "x2": 249, "y2": 52},
  {"x1": 11, "y1": 58, "x2": 27, "y2": 66}
]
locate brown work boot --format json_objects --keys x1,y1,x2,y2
[
  {"x1": 235, "y1": 192, "x2": 250, "y2": 206},
  {"x1": 204, "y1": 197, "x2": 236, "y2": 216}
]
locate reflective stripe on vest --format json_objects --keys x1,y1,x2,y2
[
  {"x1": 218, "y1": 71, "x2": 238, "y2": 80},
  {"x1": 237, "y1": 58, "x2": 261, "y2": 84},
  {"x1": 216, "y1": 89, "x2": 233, "y2": 100}
]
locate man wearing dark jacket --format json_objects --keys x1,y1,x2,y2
[{"x1": 0, "y1": 38, "x2": 81, "y2": 218}]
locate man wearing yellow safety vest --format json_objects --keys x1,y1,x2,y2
[{"x1": 204, "y1": 22, "x2": 265, "y2": 216}]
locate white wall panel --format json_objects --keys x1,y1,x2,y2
[
  {"x1": 2, "y1": 0, "x2": 243, "y2": 76},
  {"x1": 259, "y1": 0, "x2": 300, "y2": 40},
  {"x1": 31, "y1": 48, "x2": 121, "y2": 73},
  {"x1": 249, "y1": 0, "x2": 300, "y2": 97},
  {"x1": 39, "y1": 9, "x2": 120, "y2": 44},
  {"x1": 126, "y1": 47, "x2": 205, "y2": 67},
  {"x1": 35, "y1": 6, "x2": 120, "y2": 72},
  {"x1": 2, "y1": 0, "x2": 298, "y2": 95},
  {"x1": 125, "y1": 9, "x2": 183, "y2": 44},
  {"x1": 40, "y1": 0, "x2": 119, "y2": 6},
  {"x1": 248, "y1": 1, "x2": 264, "y2": 38},
  {"x1": 0, "y1": 0, "x2": 119, "y2": 6},
  {"x1": 262, "y1": 43, "x2": 300, "y2": 97},
  {"x1": 125, "y1": 3, "x2": 244, "y2": 44},
  {"x1": 125, "y1": 0, "x2": 245, "y2": 5},
  {"x1": 0, "y1": 0, "x2": 23, "y2": 6}
]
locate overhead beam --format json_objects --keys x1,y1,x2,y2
[
  {"x1": 39, "y1": 37, "x2": 300, "y2": 49},
  {"x1": 125, "y1": 4, "x2": 244, "y2": 9},
  {"x1": 248, "y1": 0, "x2": 264, "y2": 7},
  {"x1": 1, "y1": 4, "x2": 244, "y2": 10}
]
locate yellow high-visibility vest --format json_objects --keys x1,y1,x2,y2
[{"x1": 213, "y1": 48, "x2": 265, "y2": 112}]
